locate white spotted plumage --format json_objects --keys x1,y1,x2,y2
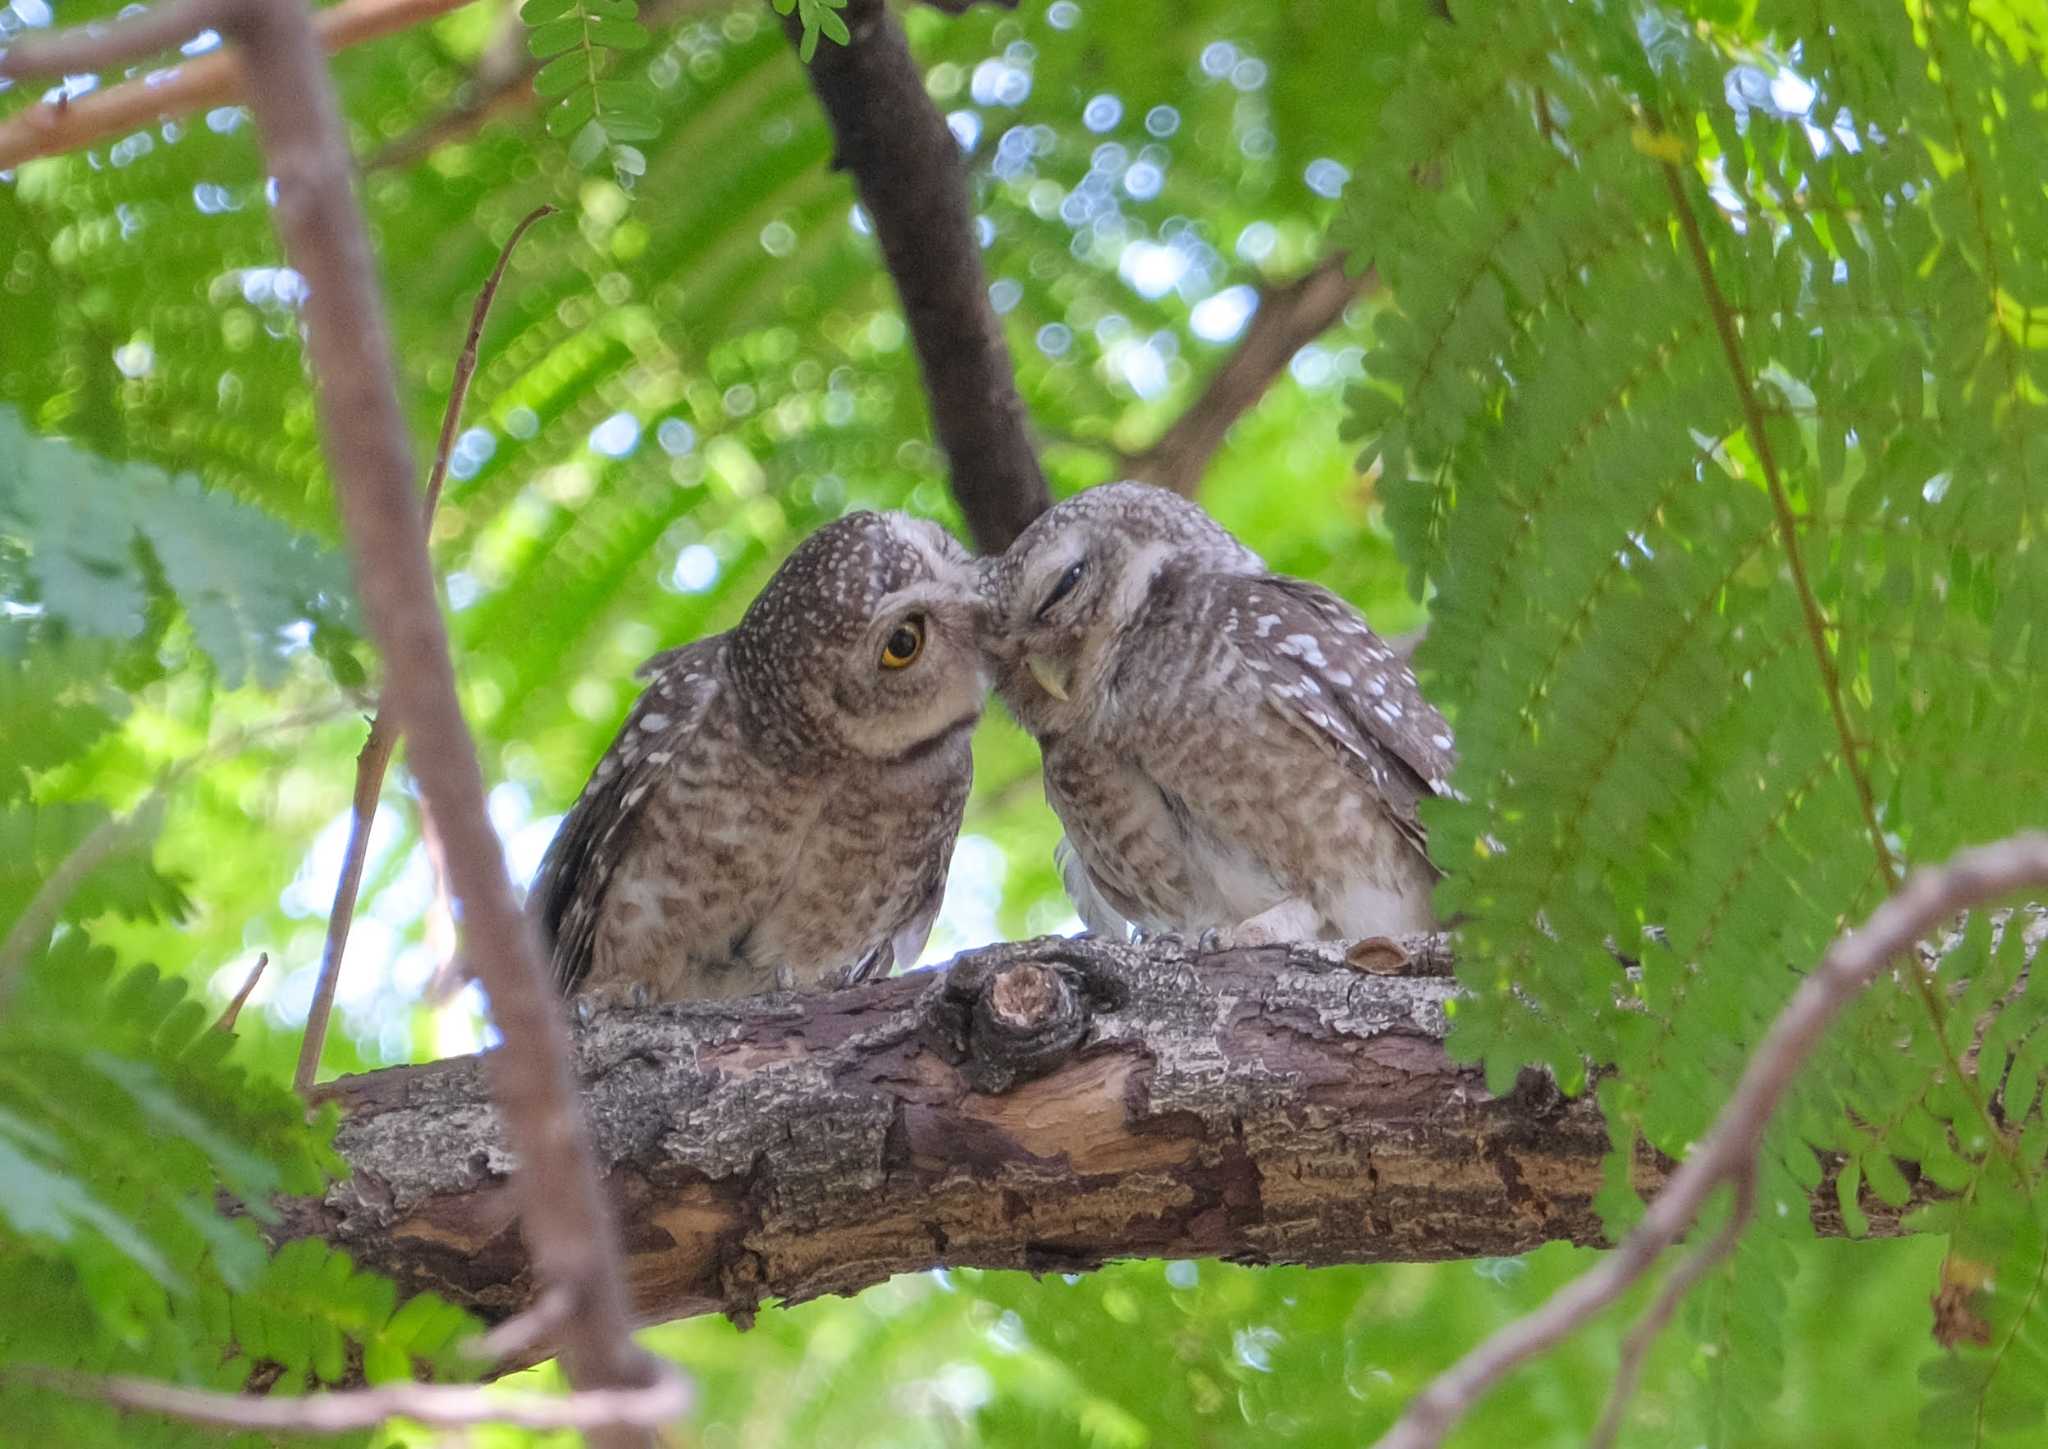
[
  {"x1": 530, "y1": 511, "x2": 988, "y2": 1003},
  {"x1": 981, "y1": 482, "x2": 1453, "y2": 948}
]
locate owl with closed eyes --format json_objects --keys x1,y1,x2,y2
[
  {"x1": 531, "y1": 511, "x2": 988, "y2": 1004},
  {"x1": 981, "y1": 483, "x2": 1453, "y2": 948}
]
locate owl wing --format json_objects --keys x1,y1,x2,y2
[
  {"x1": 1213, "y1": 574, "x2": 1454, "y2": 859},
  {"x1": 529, "y1": 637, "x2": 727, "y2": 995},
  {"x1": 838, "y1": 868, "x2": 945, "y2": 988},
  {"x1": 1055, "y1": 833, "x2": 1137, "y2": 939}
]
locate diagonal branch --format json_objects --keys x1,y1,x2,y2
[
  {"x1": 1661, "y1": 156, "x2": 2018, "y2": 1168},
  {"x1": 782, "y1": 0, "x2": 1050, "y2": 554},
  {"x1": 1372, "y1": 832, "x2": 2048, "y2": 1449},
  {"x1": 1660, "y1": 159, "x2": 1897, "y2": 888},
  {"x1": 1122, "y1": 253, "x2": 1376, "y2": 497},
  {"x1": 5, "y1": 4, "x2": 659, "y2": 1438},
  {"x1": 9, "y1": 1365, "x2": 687, "y2": 1435},
  {"x1": 295, "y1": 202, "x2": 556, "y2": 1097},
  {"x1": 368, "y1": 0, "x2": 1008, "y2": 172},
  {"x1": 0, "y1": 706, "x2": 348, "y2": 1012},
  {"x1": 0, "y1": 0, "x2": 474, "y2": 171}
]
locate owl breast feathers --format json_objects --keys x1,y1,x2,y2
[
  {"x1": 982, "y1": 482, "x2": 1453, "y2": 948},
  {"x1": 530, "y1": 511, "x2": 989, "y2": 1004}
]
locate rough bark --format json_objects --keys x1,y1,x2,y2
[
  {"x1": 289, "y1": 934, "x2": 1909, "y2": 1344},
  {"x1": 785, "y1": 0, "x2": 1052, "y2": 554}
]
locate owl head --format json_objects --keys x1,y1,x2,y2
[
  {"x1": 731, "y1": 511, "x2": 989, "y2": 763},
  {"x1": 981, "y1": 482, "x2": 1261, "y2": 736}
]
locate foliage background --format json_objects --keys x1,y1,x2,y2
[{"x1": 1, "y1": 0, "x2": 2044, "y2": 1443}]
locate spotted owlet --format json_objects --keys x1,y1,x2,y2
[
  {"x1": 981, "y1": 483, "x2": 1452, "y2": 948},
  {"x1": 530, "y1": 511, "x2": 989, "y2": 1003}
]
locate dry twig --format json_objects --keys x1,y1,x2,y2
[
  {"x1": 1120, "y1": 253, "x2": 1375, "y2": 497},
  {"x1": 210, "y1": 951, "x2": 270, "y2": 1032},
  {"x1": 0, "y1": 706, "x2": 348, "y2": 1012},
  {"x1": 1372, "y1": 831, "x2": 2048, "y2": 1449},
  {"x1": 8, "y1": 1365, "x2": 687, "y2": 1435},
  {"x1": 0, "y1": 0, "x2": 472, "y2": 170},
  {"x1": 4, "y1": 4, "x2": 659, "y2": 1439},
  {"x1": 293, "y1": 202, "x2": 556, "y2": 1096}
]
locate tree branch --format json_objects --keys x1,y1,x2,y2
[
  {"x1": 1123, "y1": 253, "x2": 1376, "y2": 497},
  {"x1": 1373, "y1": 832, "x2": 2048, "y2": 1449},
  {"x1": 0, "y1": 0, "x2": 473, "y2": 171},
  {"x1": 9, "y1": 1366, "x2": 687, "y2": 1436},
  {"x1": 5, "y1": 3, "x2": 660, "y2": 1437},
  {"x1": 783, "y1": 0, "x2": 1050, "y2": 554},
  {"x1": 282, "y1": 933, "x2": 1931, "y2": 1351},
  {"x1": 296, "y1": 202, "x2": 555, "y2": 1097}
]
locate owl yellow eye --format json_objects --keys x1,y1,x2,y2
[{"x1": 880, "y1": 616, "x2": 925, "y2": 669}]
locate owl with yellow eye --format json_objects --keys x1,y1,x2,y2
[{"x1": 531, "y1": 511, "x2": 990, "y2": 1004}]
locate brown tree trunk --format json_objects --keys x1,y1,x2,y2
[{"x1": 287, "y1": 935, "x2": 1905, "y2": 1347}]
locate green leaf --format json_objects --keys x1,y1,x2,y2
[
  {"x1": 543, "y1": 87, "x2": 598, "y2": 139},
  {"x1": 526, "y1": 17, "x2": 583, "y2": 56},
  {"x1": 584, "y1": 17, "x2": 648, "y2": 50},
  {"x1": 533, "y1": 50, "x2": 589, "y2": 99}
]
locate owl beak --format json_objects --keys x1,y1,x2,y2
[{"x1": 1026, "y1": 654, "x2": 1072, "y2": 702}]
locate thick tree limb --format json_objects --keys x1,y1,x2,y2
[
  {"x1": 1123, "y1": 253, "x2": 1376, "y2": 496},
  {"x1": 5, "y1": 2, "x2": 660, "y2": 1437},
  {"x1": 784, "y1": 0, "x2": 1051, "y2": 554},
  {"x1": 0, "y1": 0, "x2": 474, "y2": 171},
  {"x1": 285, "y1": 934, "x2": 1918, "y2": 1349},
  {"x1": 1374, "y1": 832, "x2": 2048, "y2": 1449}
]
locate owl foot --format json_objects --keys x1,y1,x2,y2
[{"x1": 1203, "y1": 898, "x2": 1324, "y2": 952}]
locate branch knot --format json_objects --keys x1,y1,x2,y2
[{"x1": 920, "y1": 938, "x2": 1127, "y2": 1093}]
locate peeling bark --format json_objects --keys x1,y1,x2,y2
[{"x1": 289, "y1": 935, "x2": 1908, "y2": 1343}]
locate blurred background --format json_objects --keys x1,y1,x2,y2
[{"x1": 0, "y1": 0, "x2": 1956, "y2": 1441}]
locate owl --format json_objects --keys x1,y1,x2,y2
[
  {"x1": 981, "y1": 483, "x2": 1453, "y2": 948},
  {"x1": 530, "y1": 511, "x2": 988, "y2": 1004}
]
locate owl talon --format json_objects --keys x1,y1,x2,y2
[{"x1": 1195, "y1": 926, "x2": 1230, "y2": 954}]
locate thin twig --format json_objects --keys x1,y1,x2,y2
[
  {"x1": 1659, "y1": 158, "x2": 1897, "y2": 888},
  {"x1": 467, "y1": 1284, "x2": 576, "y2": 1364},
  {"x1": 0, "y1": 706, "x2": 349, "y2": 1013},
  {"x1": 6, "y1": 0, "x2": 659, "y2": 1433},
  {"x1": 1587, "y1": 1165, "x2": 1754, "y2": 1449},
  {"x1": 293, "y1": 203, "x2": 555, "y2": 1097},
  {"x1": 0, "y1": 802, "x2": 158, "y2": 1013},
  {"x1": 211, "y1": 952, "x2": 270, "y2": 1032},
  {"x1": 8, "y1": 1365, "x2": 687, "y2": 1434},
  {"x1": 1122, "y1": 253, "x2": 1375, "y2": 497},
  {"x1": 1372, "y1": 831, "x2": 2048, "y2": 1449},
  {"x1": 0, "y1": 0, "x2": 215, "y2": 73},
  {"x1": 1662, "y1": 154, "x2": 2019, "y2": 1165},
  {"x1": 0, "y1": 0, "x2": 473, "y2": 170}
]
